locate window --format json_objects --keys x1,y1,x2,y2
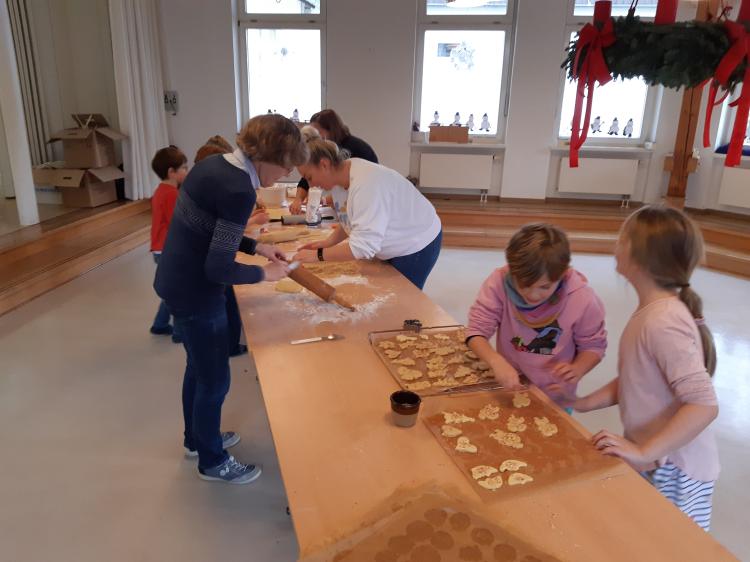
[
  {"x1": 415, "y1": 1, "x2": 514, "y2": 138},
  {"x1": 557, "y1": 9, "x2": 658, "y2": 144},
  {"x1": 238, "y1": 1, "x2": 324, "y2": 123},
  {"x1": 245, "y1": 0, "x2": 320, "y2": 15},
  {"x1": 572, "y1": 0, "x2": 657, "y2": 17},
  {"x1": 426, "y1": 0, "x2": 507, "y2": 16}
]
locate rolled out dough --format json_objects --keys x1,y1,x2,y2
[{"x1": 275, "y1": 279, "x2": 304, "y2": 293}]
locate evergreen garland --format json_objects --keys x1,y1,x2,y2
[{"x1": 563, "y1": 14, "x2": 747, "y2": 91}]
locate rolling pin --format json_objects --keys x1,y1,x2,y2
[{"x1": 287, "y1": 262, "x2": 356, "y2": 311}]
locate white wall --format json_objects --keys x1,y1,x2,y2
[
  {"x1": 158, "y1": 0, "x2": 239, "y2": 165},
  {"x1": 0, "y1": 105, "x2": 13, "y2": 197},
  {"x1": 326, "y1": 0, "x2": 417, "y2": 175},
  {"x1": 29, "y1": 0, "x2": 118, "y2": 160}
]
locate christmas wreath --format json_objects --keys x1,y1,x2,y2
[
  {"x1": 562, "y1": 0, "x2": 750, "y2": 168},
  {"x1": 564, "y1": 15, "x2": 745, "y2": 91}
]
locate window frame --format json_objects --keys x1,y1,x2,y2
[
  {"x1": 413, "y1": 0, "x2": 516, "y2": 142},
  {"x1": 554, "y1": 4, "x2": 661, "y2": 146},
  {"x1": 237, "y1": 0, "x2": 326, "y2": 124}
]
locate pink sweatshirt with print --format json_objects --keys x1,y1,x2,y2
[{"x1": 466, "y1": 266, "x2": 607, "y2": 399}]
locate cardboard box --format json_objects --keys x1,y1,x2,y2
[
  {"x1": 48, "y1": 114, "x2": 126, "y2": 168},
  {"x1": 32, "y1": 165, "x2": 124, "y2": 208},
  {"x1": 428, "y1": 125, "x2": 469, "y2": 143}
]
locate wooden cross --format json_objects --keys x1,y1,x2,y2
[{"x1": 665, "y1": 0, "x2": 722, "y2": 208}]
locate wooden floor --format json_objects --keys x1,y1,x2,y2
[
  {"x1": 432, "y1": 196, "x2": 750, "y2": 278},
  {"x1": 0, "y1": 200, "x2": 151, "y2": 316}
]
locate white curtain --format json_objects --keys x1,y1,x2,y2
[{"x1": 108, "y1": 0, "x2": 168, "y2": 200}]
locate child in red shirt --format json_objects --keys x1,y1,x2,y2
[{"x1": 150, "y1": 146, "x2": 188, "y2": 340}]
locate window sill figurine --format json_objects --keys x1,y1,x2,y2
[
  {"x1": 479, "y1": 113, "x2": 491, "y2": 132},
  {"x1": 430, "y1": 111, "x2": 440, "y2": 126},
  {"x1": 466, "y1": 113, "x2": 474, "y2": 131},
  {"x1": 608, "y1": 117, "x2": 620, "y2": 136},
  {"x1": 452, "y1": 112, "x2": 462, "y2": 126},
  {"x1": 623, "y1": 118, "x2": 634, "y2": 138},
  {"x1": 591, "y1": 116, "x2": 602, "y2": 134}
]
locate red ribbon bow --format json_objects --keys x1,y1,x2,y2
[
  {"x1": 570, "y1": 18, "x2": 616, "y2": 167},
  {"x1": 703, "y1": 20, "x2": 750, "y2": 167}
]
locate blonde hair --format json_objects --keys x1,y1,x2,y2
[
  {"x1": 622, "y1": 205, "x2": 716, "y2": 375},
  {"x1": 300, "y1": 125, "x2": 320, "y2": 142},
  {"x1": 236, "y1": 114, "x2": 308, "y2": 168},
  {"x1": 506, "y1": 224, "x2": 571, "y2": 288},
  {"x1": 305, "y1": 137, "x2": 350, "y2": 168}
]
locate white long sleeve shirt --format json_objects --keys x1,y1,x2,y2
[{"x1": 331, "y1": 159, "x2": 442, "y2": 260}]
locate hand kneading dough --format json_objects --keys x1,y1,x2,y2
[{"x1": 275, "y1": 278, "x2": 303, "y2": 293}]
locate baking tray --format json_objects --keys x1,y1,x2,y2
[
  {"x1": 369, "y1": 324, "x2": 503, "y2": 397},
  {"x1": 421, "y1": 389, "x2": 626, "y2": 503},
  {"x1": 299, "y1": 488, "x2": 561, "y2": 562}
]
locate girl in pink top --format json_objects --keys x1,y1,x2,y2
[
  {"x1": 571, "y1": 205, "x2": 719, "y2": 531},
  {"x1": 466, "y1": 224, "x2": 607, "y2": 403}
]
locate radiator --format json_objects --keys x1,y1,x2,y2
[
  {"x1": 419, "y1": 153, "x2": 493, "y2": 191},
  {"x1": 718, "y1": 167, "x2": 750, "y2": 209},
  {"x1": 558, "y1": 157, "x2": 638, "y2": 196}
]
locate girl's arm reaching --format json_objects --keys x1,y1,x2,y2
[
  {"x1": 571, "y1": 378, "x2": 619, "y2": 412},
  {"x1": 592, "y1": 403, "x2": 718, "y2": 466}
]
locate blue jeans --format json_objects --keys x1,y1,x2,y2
[
  {"x1": 388, "y1": 230, "x2": 442, "y2": 290},
  {"x1": 173, "y1": 304, "x2": 231, "y2": 470},
  {"x1": 224, "y1": 285, "x2": 243, "y2": 353},
  {"x1": 151, "y1": 253, "x2": 177, "y2": 334}
]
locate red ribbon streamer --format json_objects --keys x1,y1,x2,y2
[
  {"x1": 569, "y1": 7, "x2": 615, "y2": 167},
  {"x1": 703, "y1": 19, "x2": 750, "y2": 166}
]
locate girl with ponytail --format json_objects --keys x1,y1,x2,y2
[{"x1": 569, "y1": 205, "x2": 719, "y2": 531}]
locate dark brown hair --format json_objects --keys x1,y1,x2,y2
[
  {"x1": 236, "y1": 114, "x2": 308, "y2": 168},
  {"x1": 622, "y1": 205, "x2": 716, "y2": 375},
  {"x1": 151, "y1": 146, "x2": 187, "y2": 180},
  {"x1": 194, "y1": 135, "x2": 233, "y2": 163},
  {"x1": 505, "y1": 224, "x2": 571, "y2": 288},
  {"x1": 310, "y1": 109, "x2": 351, "y2": 144}
]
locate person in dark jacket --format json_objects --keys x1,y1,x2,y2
[
  {"x1": 155, "y1": 115, "x2": 307, "y2": 484},
  {"x1": 289, "y1": 109, "x2": 378, "y2": 214}
]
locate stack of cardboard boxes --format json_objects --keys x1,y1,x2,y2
[{"x1": 32, "y1": 114, "x2": 127, "y2": 208}]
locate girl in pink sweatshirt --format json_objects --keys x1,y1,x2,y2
[
  {"x1": 466, "y1": 224, "x2": 607, "y2": 404},
  {"x1": 571, "y1": 205, "x2": 719, "y2": 531}
]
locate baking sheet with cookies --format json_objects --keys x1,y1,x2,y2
[
  {"x1": 422, "y1": 390, "x2": 625, "y2": 502},
  {"x1": 369, "y1": 326, "x2": 501, "y2": 396},
  {"x1": 299, "y1": 490, "x2": 560, "y2": 562}
]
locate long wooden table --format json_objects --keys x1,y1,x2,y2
[{"x1": 235, "y1": 243, "x2": 735, "y2": 561}]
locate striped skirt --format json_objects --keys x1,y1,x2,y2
[{"x1": 642, "y1": 462, "x2": 715, "y2": 531}]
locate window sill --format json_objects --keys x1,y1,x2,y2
[
  {"x1": 550, "y1": 145, "x2": 653, "y2": 158},
  {"x1": 712, "y1": 153, "x2": 750, "y2": 163},
  {"x1": 411, "y1": 141, "x2": 505, "y2": 150}
]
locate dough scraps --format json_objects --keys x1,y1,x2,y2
[
  {"x1": 455, "y1": 436, "x2": 478, "y2": 454},
  {"x1": 406, "y1": 381, "x2": 432, "y2": 391},
  {"x1": 384, "y1": 349, "x2": 402, "y2": 359},
  {"x1": 499, "y1": 459, "x2": 528, "y2": 473},
  {"x1": 442, "y1": 411, "x2": 476, "y2": 424},
  {"x1": 534, "y1": 416, "x2": 559, "y2": 437},
  {"x1": 453, "y1": 365, "x2": 473, "y2": 379},
  {"x1": 506, "y1": 415, "x2": 527, "y2": 433},
  {"x1": 378, "y1": 341, "x2": 396, "y2": 350},
  {"x1": 397, "y1": 367, "x2": 423, "y2": 381},
  {"x1": 471, "y1": 465, "x2": 499, "y2": 480},
  {"x1": 512, "y1": 392, "x2": 531, "y2": 408},
  {"x1": 478, "y1": 403, "x2": 500, "y2": 421},
  {"x1": 477, "y1": 475, "x2": 504, "y2": 491},
  {"x1": 490, "y1": 429, "x2": 524, "y2": 449},
  {"x1": 507, "y1": 473, "x2": 534, "y2": 486},
  {"x1": 441, "y1": 425, "x2": 463, "y2": 438},
  {"x1": 392, "y1": 358, "x2": 416, "y2": 366}
]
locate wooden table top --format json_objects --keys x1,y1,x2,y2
[{"x1": 234, "y1": 234, "x2": 735, "y2": 561}]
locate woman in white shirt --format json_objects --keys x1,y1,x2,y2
[{"x1": 294, "y1": 138, "x2": 442, "y2": 289}]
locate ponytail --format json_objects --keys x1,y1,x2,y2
[{"x1": 678, "y1": 286, "x2": 717, "y2": 376}]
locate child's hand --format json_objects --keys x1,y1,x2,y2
[
  {"x1": 592, "y1": 430, "x2": 649, "y2": 465},
  {"x1": 289, "y1": 198, "x2": 304, "y2": 215},
  {"x1": 490, "y1": 359, "x2": 522, "y2": 390},
  {"x1": 552, "y1": 361, "x2": 584, "y2": 384},
  {"x1": 262, "y1": 261, "x2": 290, "y2": 282},
  {"x1": 248, "y1": 211, "x2": 270, "y2": 226}
]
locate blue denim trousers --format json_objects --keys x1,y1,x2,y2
[
  {"x1": 151, "y1": 254, "x2": 172, "y2": 330},
  {"x1": 387, "y1": 230, "x2": 442, "y2": 290},
  {"x1": 173, "y1": 304, "x2": 231, "y2": 470}
]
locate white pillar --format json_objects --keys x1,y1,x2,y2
[{"x1": 0, "y1": 1, "x2": 39, "y2": 226}]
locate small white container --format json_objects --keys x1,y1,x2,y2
[{"x1": 259, "y1": 184, "x2": 287, "y2": 208}]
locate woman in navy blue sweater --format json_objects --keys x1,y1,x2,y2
[{"x1": 155, "y1": 115, "x2": 308, "y2": 484}]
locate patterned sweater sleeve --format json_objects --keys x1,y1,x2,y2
[
  {"x1": 204, "y1": 189, "x2": 264, "y2": 284},
  {"x1": 572, "y1": 289, "x2": 608, "y2": 358}
]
